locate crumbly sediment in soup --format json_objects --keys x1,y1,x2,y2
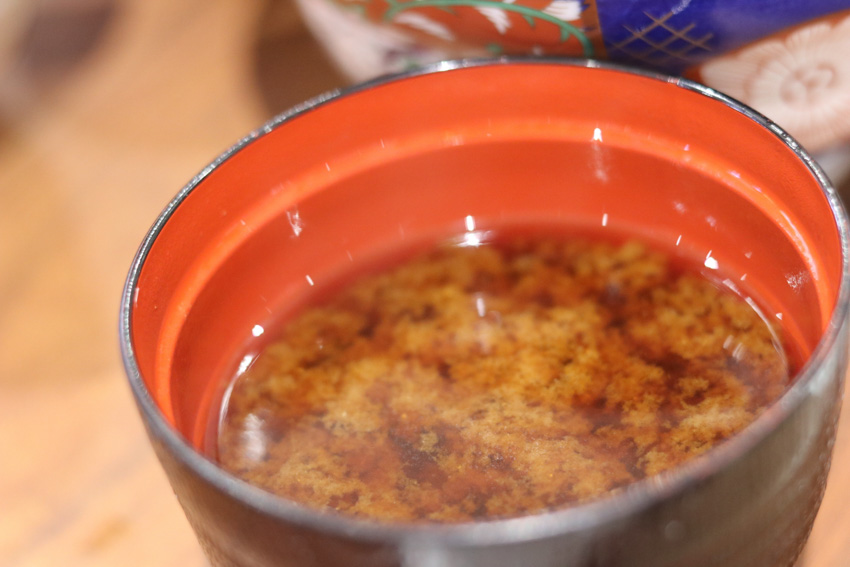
[{"x1": 216, "y1": 237, "x2": 790, "y2": 523}]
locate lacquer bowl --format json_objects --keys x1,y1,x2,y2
[{"x1": 121, "y1": 59, "x2": 850, "y2": 567}]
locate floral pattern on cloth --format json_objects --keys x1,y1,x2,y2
[
  {"x1": 314, "y1": 0, "x2": 604, "y2": 58},
  {"x1": 700, "y1": 12, "x2": 850, "y2": 152},
  {"x1": 295, "y1": 0, "x2": 463, "y2": 82},
  {"x1": 383, "y1": 0, "x2": 594, "y2": 54}
]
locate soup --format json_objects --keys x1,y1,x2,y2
[{"x1": 211, "y1": 232, "x2": 792, "y2": 523}]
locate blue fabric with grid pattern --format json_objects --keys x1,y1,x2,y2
[{"x1": 596, "y1": 0, "x2": 850, "y2": 73}]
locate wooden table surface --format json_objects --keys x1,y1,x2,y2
[{"x1": 0, "y1": 1, "x2": 847, "y2": 565}]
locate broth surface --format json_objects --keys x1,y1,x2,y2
[{"x1": 214, "y1": 235, "x2": 790, "y2": 523}]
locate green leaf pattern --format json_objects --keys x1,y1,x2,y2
[{"x1": 361, "y1": 0, "x2": 594, "y2": 57}]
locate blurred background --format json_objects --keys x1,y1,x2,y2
[{"x1": 0, "y1": 1, "x2": 848, "y2": 565}]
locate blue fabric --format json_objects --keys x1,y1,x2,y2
[{"x1": 595, "y1": 0, "x2": 850, "y2": 73}]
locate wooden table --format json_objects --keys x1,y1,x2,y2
[{"x1": 0, "y1": 1, "x2": 847, "y2": 565}]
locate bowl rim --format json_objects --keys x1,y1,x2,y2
[{"x1": 119, "y1": 56, "x2": 850, "y2": 546}]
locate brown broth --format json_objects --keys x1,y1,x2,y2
[{"x1": 209, "y1": 233, "x2": 793, "y2": 523}]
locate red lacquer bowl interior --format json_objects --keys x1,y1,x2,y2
[{"x1": 128, "y1": 62, "x2": 844, "y2": 449}]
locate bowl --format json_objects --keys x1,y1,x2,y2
[
  {"x1": 295, "y1": 1, "x2": 850, "y2": 154},
  {"x1": 121, "y1": 59, "x2": 850, "y2": 567}
]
